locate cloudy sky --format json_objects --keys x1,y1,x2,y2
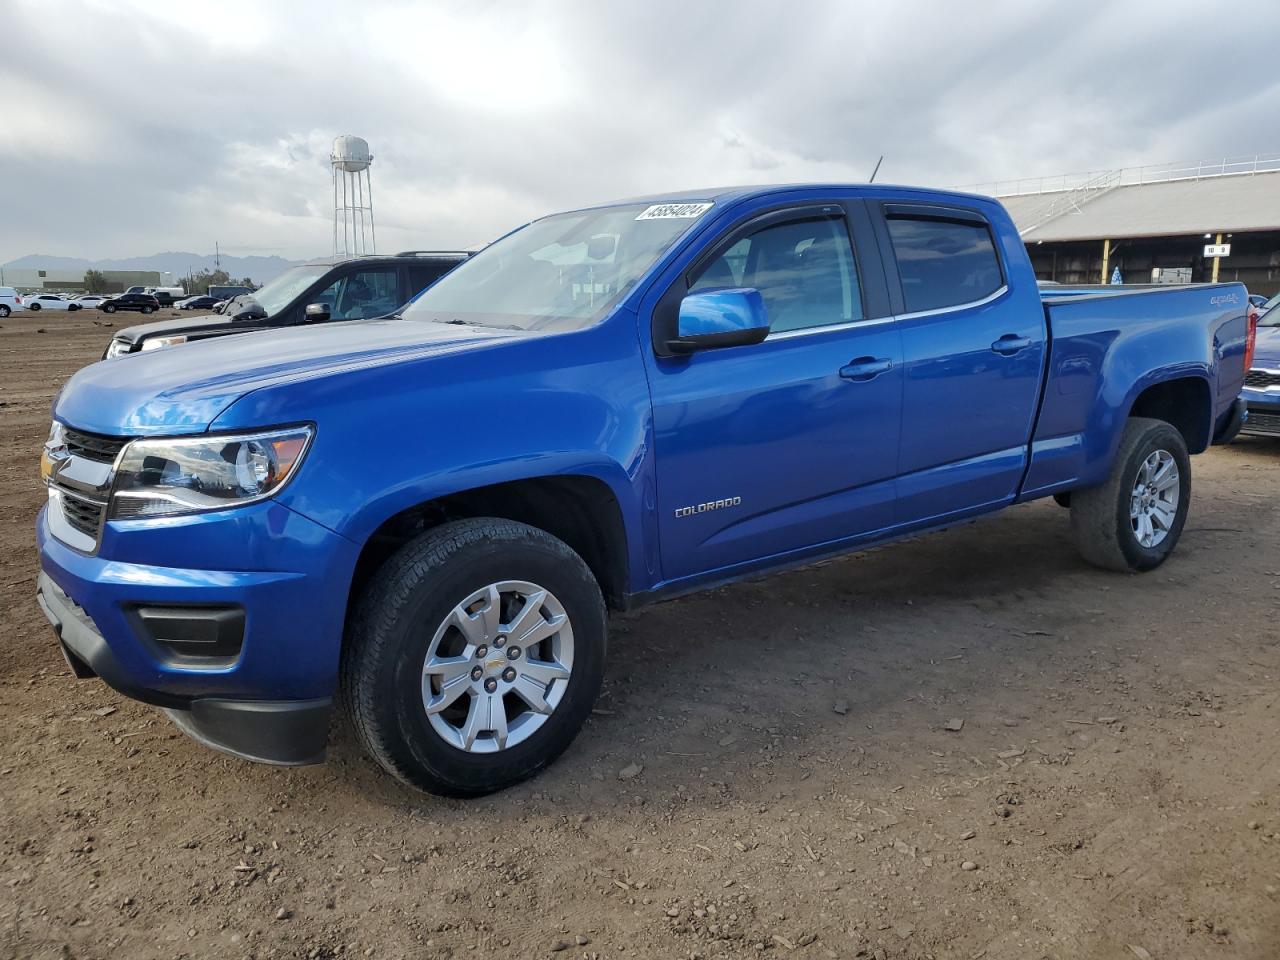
[{"x1": 3, "y1": 0, "x2": 1279, "y2": 264}]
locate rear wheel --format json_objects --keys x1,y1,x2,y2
[
  {"x1": 0, "y1": 305, "x2": 9, "y2": 318},
  {"x1": 342, "y1": 518, "x2": 606, "y2": 796},
  {"x1": 28, "y1": 302, "x2": 41, "y2": 311},
  {"x1": 1069, "y1": 417, "x2": 1190, "y2": 572},
  {"x1": 141, "y1": 305, "x2": 154, "y2": 314},
  {"x1": 103, "y1": 304, "x2": 116, "y2": 313}
]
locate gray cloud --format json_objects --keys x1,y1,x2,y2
[{"x1": 3, "y1": 0, "x2": 1278, "y2": 264}]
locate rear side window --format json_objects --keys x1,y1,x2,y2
[
  {"x1": 886, "y1": 214, "x2": 1003, "y2": 313},
  {"x1": 409, "y1": 262, "x2": 454, "y2": 297}
]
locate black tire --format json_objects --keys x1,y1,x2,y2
[
  {"x1": 1069, "y1": 417, "x2": 1191, "y2": 572},
  {"x1": 28, "y1": 302, "x2": 40, "y2": 311},
  {"x1": 0, "y1": 305, "x2": 9, "y2": 318},
  {"x1": 103, "y1": 304, "x2": 116, "y2": 313},
  {"x1": 1052, "y1": 492, "x2": 1071, "y2": 509},
  {"x1": 141, "y1": 306, "x2": 154, "y2": 314},
  {"x1": 342, "y1": 518, "x2": 607, "y2": 797}
]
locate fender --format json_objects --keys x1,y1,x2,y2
[{"x1": 210, "y1": 318, "x2": 660, "y2": 594}]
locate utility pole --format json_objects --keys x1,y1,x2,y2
[{"x1": 215, "y1": 242, "x2": 221, "y2": 272}]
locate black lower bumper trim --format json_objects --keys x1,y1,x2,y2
[
  {"x1": 165, "y1": 698, "x2": 330, "y2": 766},
  {"x1": 37, "y1": 571, "x2": 188, "y2": 708},
  {"x1": 37, "y1": 571, "x2": 331, "y2": 766}
]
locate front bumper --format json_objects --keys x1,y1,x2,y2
[
  {"x1": 1241, "y1": 391, "x2": 1280, "y2": 438},
  {"x1": 36, "y1": 499, "x2": 360, "y2": 765}
]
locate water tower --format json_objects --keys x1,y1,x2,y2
[{"x1": 331, "y1": 135, "x2": 376, "y2": 257}]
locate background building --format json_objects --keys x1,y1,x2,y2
[
  {"x1": 968, "y1": 156, "x2": 1280, "y2": 296},
  {"x1": 0, "y1": 266, "x2": 174, "y2": 293}
]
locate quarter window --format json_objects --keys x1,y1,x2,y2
[
  {"x1": 689, "y1": 216, "x2": 863, "y2": 334},
  {"x1": 886, "y1": 215, "x2": 1003, "y2": 313}
]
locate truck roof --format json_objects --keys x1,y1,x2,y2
[
  {"x1": 295, "y1": 251, "x2": 472, "y2": 268},
  {"x1": 581, "y1": 182, "x2": 996, "y2": 212}
]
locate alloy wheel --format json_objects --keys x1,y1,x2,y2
[
  {"x1": 1129, "y1": 449, "x2": 1180, "y2": 548},
  {"x1": 421, "y1": 580, "x2": 574, "y2": 753}
]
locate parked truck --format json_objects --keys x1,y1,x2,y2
[{"x1": 37, "y1": 184, "x2": 1254, "y2": 796}]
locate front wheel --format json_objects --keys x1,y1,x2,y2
[
  {"x1": 28, "y1": 303, "x2": 41, "y2": 311},
  {"x1": 1070, "y1": 417, "x2": 1190, "y2": 572},
  {"x1": 103, "y1": 304, "x2": 116, "y2": 313},
  {"x1": 140, "y1": 305, "x2": 154, "y2": 314},
  {"x1": 342, "y1": 518, "x2": 606, "y2": 797}
]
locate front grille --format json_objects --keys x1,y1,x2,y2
[
  {"x1": 1243, "y1": 409, "x2": 1280, "y2": 437},
  {"x1": 1244, "y1": 369, "x2": 1280, "y2": 390},
  {"x1": 63, "y1": 427, "x2": 128, "y2": 464},
  {"x1": 59, "y1": 489, "x2": 106, "y2": 539}
]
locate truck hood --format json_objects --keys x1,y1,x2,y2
[
  {"x1": 56, "y1": 316, "x2": 524, "y2": 435},
  {"x1": 1254, "y1": 325, "x2": 1280, "y2": 368},
  {"x1": 112, "y1": 309, "x2": 269, "y2": 344}
]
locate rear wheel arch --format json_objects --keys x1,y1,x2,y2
[{"x1": 1124, "y1": 375, "x2": 1213, "y2": 453}]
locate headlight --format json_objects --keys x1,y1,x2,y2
[
  {"x1": 105, "y1": 338, "x2": 132, "y2": 359},
  {"x1": 108, "y1": 426, "x2": 313, "y2": 519},
  {"x1": 140, "y1": 334, "x2": 189, "y2": 352}
]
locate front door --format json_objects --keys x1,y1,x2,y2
[{"x1": 646, "y1": 204, "x2": 904, "y2": 583}]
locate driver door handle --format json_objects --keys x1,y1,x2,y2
[
  {"x1": 840, "y1": 356, "x2": 893, "y2": 381},
  {"x1": 991, "y1": 334, "x2": 1033, "y2": 355}
]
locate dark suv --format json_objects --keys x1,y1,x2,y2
[
  {"x1": 98, "y1": 293, "x2": 161, "y2": 315},
  {"x1": 104, "y1": 251, "x2": 470, "y2": 358}
]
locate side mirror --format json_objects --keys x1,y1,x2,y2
[
  {"x1": 304, "y1": 302, "x2": 331, "y2": 323},
  {"x1": 667, "y1": 288, "x2": 769, "y2": 355}
]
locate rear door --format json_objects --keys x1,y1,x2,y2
[
  {"x1": 874, "y1": 201, "x2": 1046, "y2": 522},
  {"x1": 645, "y1": 201, "x2": 904, "y2": 582}
]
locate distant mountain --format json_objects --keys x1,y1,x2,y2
[{"x1": 2, "y1": 252, "x2": 305, "y2": 284}]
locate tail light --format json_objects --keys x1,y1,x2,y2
[
  {"x1": 15, "y1": 294, "x2": 22, "y2": 305},
  {"x1": 1245, "y1": 304, "x2": 1258, "y2": 372}
]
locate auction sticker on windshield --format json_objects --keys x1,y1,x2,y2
[{"x1": 635, "y1": 202, "x2": 714, "y2": 220}]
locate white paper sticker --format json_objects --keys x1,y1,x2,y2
[{"x1": 635, "y1": 202, "x2": 714, "y2": 221}]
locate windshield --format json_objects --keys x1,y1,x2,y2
[
  {"x1": 249, "y1": 264, "x2": 334, "y2": 315},
  {"x1": 400, "y1": 201, "x2": 713, "y2": 331},
  {"x1": 1259, "y1": 292, "x2": 1280, "y2": 326}
]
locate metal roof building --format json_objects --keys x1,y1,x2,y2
[{"x1": 966, "y1": 156, "x2": 1280, "y2": 295}]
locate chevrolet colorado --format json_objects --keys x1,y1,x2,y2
[{"x1": 36, "y1": 184, "x2": 1254, "y2": 796}]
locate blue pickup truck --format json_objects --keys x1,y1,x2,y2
[{"x1": 36, "y1": 184, "x2": 1254, "y2": 796}]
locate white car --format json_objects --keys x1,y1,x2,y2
[
  {"x1": 25, "y1": 294, "x2": 80, "y2": 312},
  {"x1": 74, "y1": 295, "x2": 110, "y2": 309},
  {"x1": 0, "y1": 287, "x2": 27, "y2": 317}
]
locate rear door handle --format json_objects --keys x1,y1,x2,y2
[
  {"x1": 991, "y1": 334, "x2": 1033, "y2": 355},
  {"x1": 839, "y1": 356, "x2": 893, "y2": 381}
]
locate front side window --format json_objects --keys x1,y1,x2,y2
[
  {"x1": 400, "y1": 202, "x2": 711, "y2": 332},
  {"x1": 690, "y1": 216, "x2": 863, "y2": 334},
  {"x1": 312, "y1": 268, "x2": 399, "y2": 321},
  {"x1": 886, "y1": 215, "x2": 1003, "y2": 313}
]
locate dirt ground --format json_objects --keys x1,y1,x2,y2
[{"x1": 1, "y1": 311, "x2": 1278, "y2": 960}]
